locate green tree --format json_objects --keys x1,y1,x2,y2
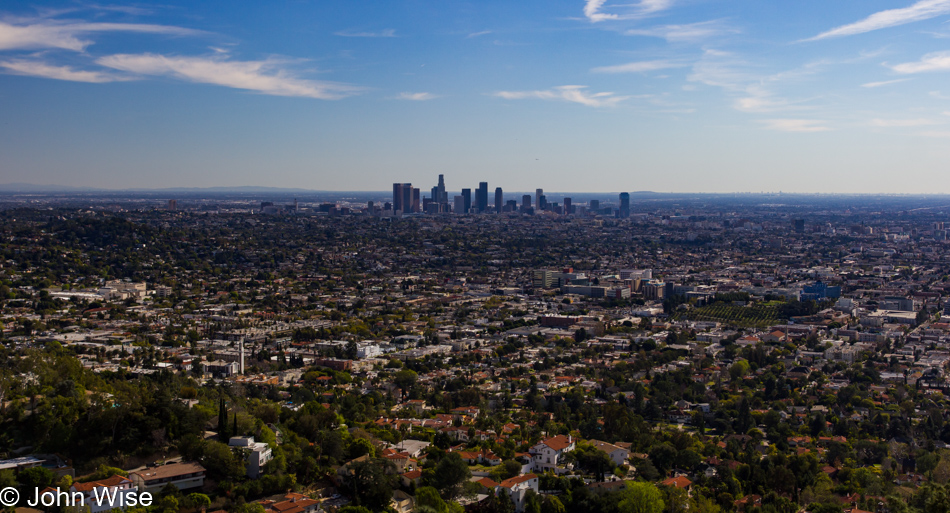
[
  {"x1": 417, "y1": 486, "x2": 449, "y2": 513},
  {"x1": 618, "y1": 482, "x2": 665, "y2": 513},
  {"x1": 344, "y1": 459, "x2": 396, "y2": 511},
  {"x1": 433, "y1": 452, "x2": 472, "y2": 499}
]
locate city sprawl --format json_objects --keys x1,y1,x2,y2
[{"x1": 2, "y1": 187, "x2": 950, "y2": 513}]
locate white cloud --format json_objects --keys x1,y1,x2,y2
[
  {"x1": 467, "y1": 30, "x2": 492, "y2": 38},
  {"x1": 584, "y1": 0, "x2": 618, "y2": 22},
  {"x1": 919, "y1": 130, "x2": 950, "y2": 137},
  {"x1": 591, "y1": 59, "x2": 686, "y2": 73},
  {"x1": 890, "y1": 50, "x2": 950, "y2": 73},
  {"x1": 761, "y1": 119, "x2": 831, "y2": 132},
  {"x1": 806, "y1": 0, "x2": 950, "y2": 41},
  {"x1": 96, "y1": 53, "x2": 362, "y2": 99},
  {"x1": 625, "y1": 20, "x2": 736, "y2": 42},
  {"x1": 493, "y1": 85, "x2": 627, "y2": 107},
  {"x1": 583, "y1": 0, "x2": 675, "y2": 23},
  {"x1": 735, "y1": 93, "x2": 789, "y2": 113},
  {"x1": 0, "y1": 59, "x2": 128, "y2": 82},
  {"x1": 0, "y1": 20, "x2": 199, "y2": 52},
  {"x1": 870, "y1": 118, "x2": 940, "y2": 126},
  {"x1": 861, "y1": 78, "x2": 911, "y2": 87},
  {"x1": 334, "y1": 29, "x2": 396, "y2": 38},
  {"x1": 397, "y1": 92, "x2": 437, "y2": 100}
]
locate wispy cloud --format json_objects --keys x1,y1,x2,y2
[
  {"x1": 0, "y1": 59, "x2": 128, "y2": 82},
  {"x1": 625, "y1": 20, "x2": 736, "y2": 42},
  {"x1": 734, "y1": 92, "x2": 792, "y2": 113},
  {"x1": 396, "y1": 92, "x2": 437, "y2": 100},
  {"x1": 0, "y1": 19, "x2": 200, "y2": 52},
  {"x1": 467, "y1": 30, "x2": 491, "y2": 38},
  {"x1": 334, "y1": 29, "x2": 396, "y2": 38},
  {"x1": 890, "y1": 50, "x2": 950, "y2": 73},
  {"x1": 806, "y1": 0, "x2": 950, "y2": 41},
  {"x1": 861, "y1": 78, "x2": 911, "y2": 87},
  {"x1": 870, "y1": 118, "x2": 940, "y2": 126},
  {"x1": 688, "y1": 50, "x2": 826, "y2": 114},
  {"x1": 96, "y1": 53, "x2": 362, "y2": 99},
  {"x1": 762, "y1": 119, "x2": 831, "y2": 132},
  {"x1": 919, "y1": 130, "x2": 950, "y2": 137},
  {"x1": 583, "y1": 0, "x2": 675, "y2": 23},
  {"x1": 493, "y1": 85, "x2": 627, "y2": 107},
  {"x1": 591, "y1": 59, "x2": 686, "y2": 74}
]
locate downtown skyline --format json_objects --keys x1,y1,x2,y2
[{"x1": 4, "y1": 1, "x2": 950, "y2": 193}]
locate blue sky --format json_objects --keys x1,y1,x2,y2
[{"x1": 3, "y1": 1, "x2": 950, "y2": 193}]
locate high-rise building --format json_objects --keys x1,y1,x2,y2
[
  {"x1": 392, "y1": 184, "x2": 402, "y2": 212},
  {"x1": 495, "y1": 187, "x2": 503, "y2": 213},
  {"x1": 535, "y1": 189, "x2": 543, "y2": 210},
  {"x1": 393, "y1": 183, "x2": 412, "y2": 213},
  {"x1": 430, "y1": 174, "x2": 448, "y2": 207},
  {"x1": 538, "y1": 194, "x2": 547, "y2": 211},
  {"x1": 412, "y1": 188, "x2": 421, "y2": 213},
  {"x1": 461, "y1": 188, "x2": 472, "y2": 213},
  {"x1": 454, "y1": 195, "x2": 464, "y2": 214},
  {"x1": 590, "y1": 199, "x2": 600, "y2": 212},
  {"x1": 167, "y1": 199, "x2": 177, "y2": 211},
  {"x1": 522, "y1": 194, "x2": 532, "y2": 213},
  {"x1": 563, "y1": 197, "x2": 572, "y2": 215},
  {"x1": 437, "y1": 174, "x2": 448, "y2": 204},
  {"x1": 619, "y1": 192, "x2": 630, "y2": 218},
  {"x1": 476, "y1": 182, "x2": 488, "y2": 213}
]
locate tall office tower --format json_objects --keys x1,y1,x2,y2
[
  {"x1": 505, "y1": 199, "x2": 518, "y2": 212},
  {"x1": 412, "y1": 188, "x2": 421, "y2": 213},
  {"x1": 437, "y1": 174, "x2": 448, "y2": 203},
  {"x1": 619, "y1": 192, "x2": 630, "y2": 218},
  {"x1": 522, "y1": 194, "x2": 532, "y2": 212},
  {"x1": 462, "y1": 188, "x2": 472, "y2": 213},
  {"x1": 590, "y1": 199, "x2": 600, "y2": 212},
  {"x1": 454, "y1": 195, "x2": 465, "y2": 214},
  {"x1": 535, "y1": 189, "x2": 543, "y2": 210},
  {"x1": 393, "y1": 183, "x2": 412, "y2": 212},
  {"x1": 538, "y1": 194, "x2": 547, "y2": 211},
  {"x1": 167, "y1": 199, "x2": 177, "y2": 211},
  {"x1": 495, "y1": 187, "x2": 503, "y2": 213},
  {"x1": 563, "y1": 197, "x2": 572, "y2": 215},
  {"x1": 403, "y1": 187, "x2": 412, "y2": 213},
  {"x1": 476, "y1": 182, "x2": 489, "y2": 213},
  {"x1": 393, "y1": 183, "x2": 403, "y2": 212},
  {"x1": 430, "y1": 186, "x2": 439, "y2": 205}
]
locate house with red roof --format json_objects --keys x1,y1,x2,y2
[
  {"x1": 498, "y1": 474, "x2": 539, "y2": 513},
  {"x1": 69, "y1": 475, "x2": 137, "y2": 513},
  {"x1": 529, "y1": 435, "x2": 575, "y2": 473}
]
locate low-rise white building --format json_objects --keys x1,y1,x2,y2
[{"x1": 229, "y1": 436, "x2": 273, "y2": 478}]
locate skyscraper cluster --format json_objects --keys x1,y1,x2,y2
[{"x1": 390, "y1": 175, "x2": 634, "y2": 217}]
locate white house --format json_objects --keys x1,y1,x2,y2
[
  {"x1": 229, "y1": 436, "x2": 273, "y2": 478},
  {"x1": 529, "y1": 435, "x2": 575, "y2": 473},
  {"x1": 498, "y1": 473, "x2": 539, "y2": 512},
  {"x1": 589, "y1": 440, "x2": 629, "y2": 466},
  {"x1": 69, "y1": 475, "x2": 137, "y2": 513}
]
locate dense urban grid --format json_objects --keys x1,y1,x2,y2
[{"x1": 2, "y1": 183, "x2": 950, "y2": 513}]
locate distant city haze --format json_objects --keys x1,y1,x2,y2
[{"x1": 2, "y1": 1, "x2": 950, "y2": 193}]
